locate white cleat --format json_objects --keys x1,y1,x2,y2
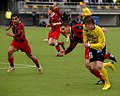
[
  {"x1": 38, "y1": 67, "x2": 43, "y2": 74},
  {"x1": 7, "y1": 67, "x2": 15, "y2": 73},
  {"x1": 44, "y1": 39, "x2": 48, "y2": 42}
]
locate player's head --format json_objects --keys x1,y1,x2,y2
[
  {"x1": 53, "y1": 2, "x2": 57, "y2": 7},
  {"x1": 48, "y1": 6, "x2": 54, "y2": 15},
  {"x1": 83, "y1": 16, "x2": 95, "y2": 30},
  {"x1": 81, "y1": 2, "x2": 86, "y2": 8},
  {"x1": 11, "y1": 14, "x2": 20, "y2": 24},
  {"x1": 60, "y1": 22, "x2": 70, "y2": 35}
]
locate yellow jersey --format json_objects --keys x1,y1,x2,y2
[
  {"x1": 82, "y1": 7, "x2": 92, "y2": 17},
  {"x1": 83, "y1": 25, "x2": 106, "y2": 50},
  {"x1": 5, "y1": 11, "x2": 12, "y2": 19}
]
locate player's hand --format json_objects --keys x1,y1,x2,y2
[
  {"x1": 46, "y1": 24, "x2": 51, "y2": 27},
  {"x1": 6, "y1": 27, "x2": 10, "y2": 31},
  {"x1": 6, "y1": 32, "x2": 15, "y2": 37},
  {"x1": 102, "y1": 27, "x2": 107, "y2": 33},
  {"x1": 46, "y1": 24, "x2": 49, "y2": 27},
  {"x1": 57, "y1": 50, "x2": 65, "y2": 57}
]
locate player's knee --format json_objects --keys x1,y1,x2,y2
[
  {"x1": 85, "y1": 60, "x2": 90, "y2": 69},
  {"x1": 8, "y1": 50, "x2": 13, "y2": 55},
  {"x1": 97, "y1": 65, "x2": 103, "y2": 70}
]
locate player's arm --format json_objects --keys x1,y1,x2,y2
[
  {"x1": 82, "y1": 29, "x2": 90, "y2": 47},
  {"x1": 6, "y1": 21, "x2": 13, "y2": 31},
  {"x1": 52, "y1": 22, "x2": 61, "y2": 26},
  {"x1": 83, "y1": 29, "x2": 88, "y2": 43},
  {"x1": 58, "y1": 38, "x2": 78, "y2": 56},
  {"x1": 52, "y1": 14, "x2": 62, "y2": 26},
  {"x1": 46, "y1": 24, "x2": 51, "y2": 27},
  {"x1": 6, "y1": 32, "x2": 15, "y2": 37},
  {"x1": 65, "y1": 38, "x2": 78, "y2": 55},
  {"x1": 6, "y1": 26, "x2": 11, "y2": 31},
  {"x1": 102, "y1": 27, "x2": 107, "y2": 33}
]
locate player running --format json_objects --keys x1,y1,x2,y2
[
  {"x1": 47, "y1": 6, "x2": 65, "y2": 55},
  {"x1": 6, "y1": 14, "x2": 43, "y2": 73},
  {"x1": 57, "y1": 22, "x2": 116, "y2": 86}
]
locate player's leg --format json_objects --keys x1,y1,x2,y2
[
  {"x1": 26, "y1": 53, "x2": 43, "y2": 74},
  {"x1": 97, "y1": 61, "x2": 111, "y2": 90},
  {"x1": 103, "y1": 62, "x2": 116, "y2": 72},
  {"x1": 48, "y1": 38, "x2": 61, "y2": 52},
  {"x1": 84, "y1": 47, "x2": 104, "y2": 84},
  {"x1": 7, "y1": 46, "x2": 17, "y2": 72},
  {"x1": 105, "y1": 51, "x2": 117, "y2": 62},
  {"x1": 96, "y1": 48, "x2": 111, "y2": 90},
  {"x1": 85, "y1": 59, "x2": 104, "y2": 85},
  {"x1": 58, "y1": 42, "x2": 65, "y2": 50}
]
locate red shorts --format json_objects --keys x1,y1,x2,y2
[
  {"x1": 10, "y1": 39, "x2": 31, "y2": 54},
  {"x1": 48, "y1": 28, "x2": 60, "y2": 40},
  {"x1": 85, "y1": 47, "x2": 90, "y2": 59}
]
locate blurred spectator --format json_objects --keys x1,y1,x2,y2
[
  {"x1": 62, "y1": 11, "x2": 70, "y2": 23},
  {"x1": 80, "y1": 2, "x2": 92, "y2": 19},
  {"x1": 70, "y1": 14, "x2": 82, "y2": 26},
  {"x1": 39, "y1": 21, "x2": 47, "y2": 27},
  {"x1": 98, "y1": 0, "x2": 103, "y2": 3},
  {"x1": 32, "y1": 9, "x2": 37, "y2": 26},
  {"x1": 5, "y1": 9, "x2": 12, "y2": 27}
]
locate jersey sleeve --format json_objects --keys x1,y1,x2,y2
[
  {"x1": 83, "y1": 26, "x2": 88, "y2": 43},
  {"x1": 65, "y1": 37, "x2": 78, "y2": 55}
]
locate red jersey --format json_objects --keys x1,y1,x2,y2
[
  {"x1": 12, "y1": 21, "x2": 26, "y2": 42},
  {"x1": 54, "y1": 7, "x2": 62, "y2": 18},
  {"x1": 65, "y1": 24, "x2": 83, "y2": 55},
  {"x1": 10, "y1": 21, "x2": 31, "y2": 54},
  {"x1": 49, "y1": 13, "x2": 61, "y2": 32}
]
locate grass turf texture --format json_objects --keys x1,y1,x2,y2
[{"x1": 0, "y1": 26, "x2": 120, "y2": 96}]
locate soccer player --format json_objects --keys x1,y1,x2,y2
[
  {"x1": 82, "y1": 16, "x2": 111, "y2": 90},
  {"x1": 80, "y1": 2, "x2": 92, "y2": 19},
  {"x1": 6, "y1": 14, "x2": 43, "y2": 73},
  {"x1": 58, "y1": 22, "x2": 116, "y2": 86},
  {"x1": 47, "y1": 6, "x2": 65, "y2": 55},
  {"x1": 44, "y1": 2, "x2": 63, "y2": 42}
]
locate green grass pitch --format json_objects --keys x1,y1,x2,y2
[{"x1": 0, "y1": 26, "x2": 120, "y2": 96}]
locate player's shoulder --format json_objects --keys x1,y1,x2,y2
[
  {"x1": 19, "y1": 21, "x2": 24, "y2": 25},
  {"x1": 95, "y1": 25, "x2": 102, "y2": 30},
  {"x1": 18, "y1": 21, "x2": 24, "y2": 27}
]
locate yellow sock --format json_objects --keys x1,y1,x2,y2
[
  {"x1": 99, "y1": 67, "x2": 110, "y2": 85},
  {"x1": 103, "y1": 62, "x2": 116, "y2": 71}
]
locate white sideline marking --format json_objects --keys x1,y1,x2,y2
[{"x1": 0, "y1": 62, "x2": 36, "y2": 70}]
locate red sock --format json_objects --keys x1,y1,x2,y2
[
  {"x1": 105, "y1": 52, "x2": 109, "y2": 59},
  {"x1": 89, "y1": 67, "x2": 103, "y2": 80},
  {"x1": 33, "y1": 59, "x2": 40, "y2": 68},
  {"x1": 55, "y1": 44, "x2": 60, "y2": 52},
  {"x1": 8, "y1": 57, "x2": 14, "y2": 67}
]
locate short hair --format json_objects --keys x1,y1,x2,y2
[
  {"x1": 48, "y1": 6, "x2": 54, "y2": 12},
  {"x1": 11, "y1": 14, "x2": 20, "y2": 19},
  {"x1": 83, "y1": 16, "x2": 95, "y2": 24}
]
